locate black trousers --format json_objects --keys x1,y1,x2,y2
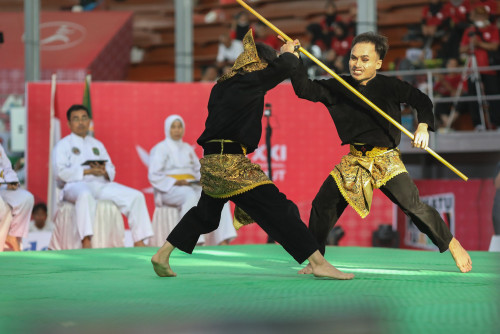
[
  {"x1": 167, "y1": 184, "x2": 319, "y2": 264},
  {"x1": 309, "y1": 173, "x2": 454, "y2": 254}
]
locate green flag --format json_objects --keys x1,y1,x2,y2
[
  {"x1": 83, "y1": 75, "x2": 92, "y2": 118},
  {"x1": 83, "y1": 75, "x2": 94, "y2": 136}
]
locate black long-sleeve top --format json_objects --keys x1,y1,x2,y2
[
  {"x1": 291, "y1": 60, "x2": 435, "y2": 148},
  {"x1": 198, "y1": 53, "x2": 299, "y2": 154}
]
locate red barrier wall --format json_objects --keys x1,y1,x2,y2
[
  {"x1": 397, "y1": 179, "x2": 496, "y2": 251},
  {"x1": 26, "y1": 82, "x2": 494, "y2": 249}
]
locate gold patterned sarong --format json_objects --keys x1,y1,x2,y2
[
  {"x1": 330, "y1": 146, "x2": 407, "y2": 219},
  {"x1": 200, "y1": 153, "x2": 273, "y2": 229}
]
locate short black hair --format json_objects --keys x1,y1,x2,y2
[
  {"x1": 66, "y1": 104, "x2": 90, "y2": 121},
  {"x1": 33, "y1": 202, "x2": 47, "y2": 213},
  {"x1": 256, "y1": 42, "x2": 277, "y2": 64},
  {"x1": 352, "y1": 32, "x2": 389, "y2": 60}
]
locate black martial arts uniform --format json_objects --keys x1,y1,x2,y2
[{"x1": 291, "y1": 59, "x2": 453, "y2": 254}]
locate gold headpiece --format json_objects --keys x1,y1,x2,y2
[{"x1": 218, "y1": 29, "x2": 269, "y2": 82}]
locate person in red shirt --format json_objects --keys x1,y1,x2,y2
[
  {"x1": 321, "y1": 0, "x2": 344, "y2": 46},
  {"x1": 330, "y1": 22, "x2": 353, "y2": 58},
  {"x1": 433, "y1": 58, "x2": 467, "y2": 128},
  {"x1": 460, "y1": 5, "x2": 500, "y2": 128},
  {"x1": 229, "y1": 11, "x2": 250, "y2": 41},
  {"x1": 444, "y1": 0, "x2": 471, "y2": 26},
  {"x1": 441, "y1": 0, "x2": 471, "y2": 59},
  {"x1": 253, "y1": 21, "x2": 281, "y2": 51},
  {"x1": 422, "y1": 0, "x2": 449, "y2": 46},
  {"x1": 473, "y1": 0, "x2": 497, "y2": 22},
  {"x1": 326, "y1": 22, "x2": 353, "y2": 74}
]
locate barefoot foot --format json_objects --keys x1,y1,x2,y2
[
  {"x1": 151, "y1": 254, "x2": 177, "y2": 277},
  {"x1": 449, "y1": 238, "x2": 472, "y2": 273},
  {"x1": 298, "y1": 263, "x2": 313, "y2": 274},
  {"x1": 134, "y1": 240, "x2": 146, "y2": 247},
  {"x1": 82, "y1": 236, "x2": 92, "y2": 249},
  {"x1": 307, "y1": 250, "x2": 354, "y2": 280},
  {"x1": 151, "y1": 242, "x2": 177, "y2": 277},
  {"x1": 311, "y1": 261, "x2": 355, "y2": 280}
]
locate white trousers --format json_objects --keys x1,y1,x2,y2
[
  {"x1": 157, "y1": 185, "x2": 237, "y2": 245},
  {"x1": 62, "y1": 181, "x2": 153, "y2": 242},
  {"x1": 0, "y1": 186, "x2": 34, "y2": 238}
]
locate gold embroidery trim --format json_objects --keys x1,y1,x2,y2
[
  {"x1": 331, "y1": 147, "x2": 407, "y2": 218},
  {"x1": 200, "y1": 154, "x2": 273, "y2": 199}
]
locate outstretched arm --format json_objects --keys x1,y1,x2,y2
[{"x1": 290, "y1": 57, "x2": 336, "y2": 106}]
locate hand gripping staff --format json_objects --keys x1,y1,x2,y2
[{"x1": 235, "y1": 0, "x2": 468, "y2": 181}]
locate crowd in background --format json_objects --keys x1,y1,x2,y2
[{"x1": 202, "y1": 0, "x2": 500, "y2": 131}]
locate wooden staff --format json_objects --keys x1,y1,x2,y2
[{"x1": 235, "y1": 0, "x2": 468, "y2": 181}]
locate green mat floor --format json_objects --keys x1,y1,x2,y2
[{"x1": 1, "y1": 245, "x2": 499, "y2": 334}]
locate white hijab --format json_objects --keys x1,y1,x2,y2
[{"x1": 164, "y1": 114, "x2": 189, "y2": 168}]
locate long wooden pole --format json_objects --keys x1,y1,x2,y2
[{"x1": 235, "y1": 0, "x2": 468, "y2": 181}]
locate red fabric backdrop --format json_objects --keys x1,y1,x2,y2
[{"x1": 26, "y1": 82, "x2": 494, "y2": 249}]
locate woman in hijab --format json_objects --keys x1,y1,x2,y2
[{"x1": 148, "y1": 115, "x2": 236, "y2": 246}]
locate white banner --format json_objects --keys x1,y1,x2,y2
[{"x1": 404, "y1": 192, "x2": 455, "y2": 250}]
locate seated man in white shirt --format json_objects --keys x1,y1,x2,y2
[
  {"x1": 53, "y1": 104, "x2": 153, "y2": 248},
  {"x1": 0, "y1": 143, "x2": 34, "y2": 251}
]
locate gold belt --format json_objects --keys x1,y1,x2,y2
[
  {"x1": 168, "y1": 174, "x2": 196, "y2": 180},
  {"x1": 349, "y1": 144, "x2": 391, "y2": 158},
  {"x1": 206, "y1": 139, "x2": 247, "y2": 155}
]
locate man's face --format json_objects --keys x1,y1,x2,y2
[
  {"x1": 349, "y1": 42, "x2": 382, "y2": 85},
  {"x1": 169, "y1": 120, "x2": 184, "y2": 141},
  {"x1": 68, "y1": 109, "x2": 90, "y2": 137}
]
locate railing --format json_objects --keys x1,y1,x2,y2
[{"x1": 380, "y1": 65, "x2": 500, "y2": 104}]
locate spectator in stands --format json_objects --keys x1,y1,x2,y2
[
  {"x1": 253, "y1": 21, "x2": 281, "y2": 50},
  {"x1": 323, "y1": 49, "x2": 347, "y2": 74},
  {"x1": 493, "y1": 162, "x2": 500, "y2": 235},
  {"x1": 433, "y1": 58, "x2": 466, "y2": 128},
  {"x1": 200, "y1": 65, "x2": 219, "y2": 82},
  {"x1": 321, "y1": 0, "x2": 343, "y2": 46},
  {"x1": 445, "y1": 0, "x2": 471, "y2": 28},
  {"x1": 330, "y1": 22, "x2": 353, "y2": 58},
  {"x1": 53, "y1": 104, "x2": 153, "y2": 248},
  {"x1": 396, "y1": 48, "x2": 427, "y2": 87},
  {"x1": 216, "y1": 33, "x2": 244, "y2": 71},
  {"x1": 344, "y1": 5, "x2": 358, "y2": 36},
  {"x1": 0, "y1": 143, "x2": 34, "y2": 251},
  {"x1": 148, "y1": 115, "x2": 236, "y2": 246},
  {"x1": 221, "y1": 64, "x2": 233, "y2": 76},
  {"x1": 230, "y1": 11, "x2": 250, "y2": 41},
  {"x1": 474, "y1": 0, "x2": 497, "y2": 22},
  {"x1": 421, "y1": 0, "x2": 449, "y2": 47},
  {"x1": 301, "y1": 24, "x2": 327, "y2": 77},
  {"x1": 29, "y1": 203, "x2": 54, "y2": 233},
  {"x1": 328, "y1": 22, "x2": 353, "y2": 72},
  {"x1": 440, "y1": 0, "x2": 471, "y2": 60},
  {"x1": 460, "y1": 5, "x2": 500, "y2": 129}
]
